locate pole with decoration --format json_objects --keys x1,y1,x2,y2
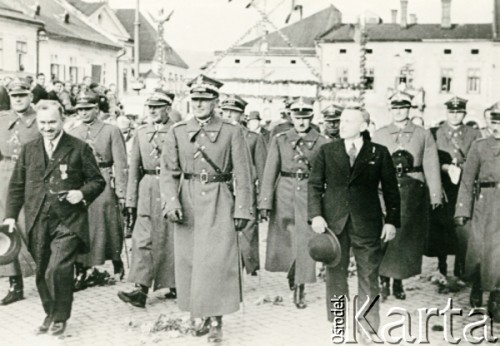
[
  {"x1": 355, "y1": 13, "x2": 368, "y2": 109},
  {"x1": 151, "y1": 8, "x2": 174, "y2": 87}
]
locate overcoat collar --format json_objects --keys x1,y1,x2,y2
[
  {"x1": 486, "y1": 136, "x2": 500, "y2": 156},
  {"x1": 186, "y1": 114, "x2": 223, "y2": 143},
  {"x1": 7, "y1": 107, "x2": 37, "y2": 130},
  {"x1": 79, "y1": 119, "x2": 105, "y2": 139},
  {"x1": 145, "y1": 119, "x2": 171, "y2": 134},
  {"x1": 387, "y1": 121, "x2": 417, "y2": 134},
  {"x1": 286, "y1": 128, "x2": 320, "y2": 150},
  {"x1": 441, "y1": 122, "x2": 465, "y2": 139}
]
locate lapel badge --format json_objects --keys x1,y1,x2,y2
[{"x1": 59, "y1": 164, "x2": 68, "y2": 180}]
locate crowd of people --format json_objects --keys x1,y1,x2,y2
[{"x1": 0, "y1": 71, "x2": 499, "y2": 344}]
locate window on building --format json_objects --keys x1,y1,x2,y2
[
  {"x1": 467, "y1": 68, "x2": 481, "y2": 94},
  {"x1": 366, "y1": 49, "x2": 373, "y2": 54},
  {"x1": 69, "y1": 66, "x2": 78, "y2": 83},
  {"x1": 16, "y1": 41, "x2": 27, "y2": 71},
  {"x1": 365, "y1": 68, "x2": 375, "y2": 90},
  {"x1": 50, "y1": 64, "x2": 60, "y2": 80},
  {"x1": 405, "y1": 48, "x2": 412, "y2": 54},
  {"x1": 336, "y1": 67, "x2": 349, "y2": 84},
  {"x1": 291, "y1": 60, "x2": 296, "y2": 64},
  {"x1": 339, "y1": 49, "x2": 347, "y2": 54},
  {"x1": 235, "y1": 59, "x2": 240, "y2": 64},
  {"x1": 440, "y1": 68, "x2": 453, "y2": 93},
  {"x1": 0, "y1": 37, "x2": 3, "y2": 70},
  {"x1": 265, "y1": 59, "x2": 271, "y2": 64},
  {"x1": 471, "y1": 49, "x2": 479, "y2": 55},
  {"x1": 444, "y1": 49, "x2": 452, "y2": 55},
  {"x1": 396, "y1": 66, "x2": 414, "y2": 88}
]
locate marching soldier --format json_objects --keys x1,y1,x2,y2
[
  {"x1": 160, "y1": 75, "x2": 253, "y2": 342},
  {"x1": 372, "y1": 91, "x2": 441, "y2": 300},
  {"x1": 220, "y1": 95, "x2": 267, "y2": 276},
  {"x1": 117, "y1": 90, "x2": 176, "y2": 308},
  {"x1": 259, "y1": 98, "x2": 330, "y2": 309},
  {"x1": 68, "y1": 93, "x2": 128, "y2": 288},
  {"x1": 270, "y1": 98, "x2": 320, "y2": 138},
  {"x1": 246, "y1": 110, "x2": 270, "y2": 145},
  {"x1": 0, "y1": 80, "x2": 38, "y2": 305},
  {"x1": 455, "y1": 103, "x2": 500, "y2": 320},
  {"x1": 321, "y1": 103, "x2": 343, "y2": 140},
  {"x1": 426, "y1": 97, "x2": 480, "y2": 278}
]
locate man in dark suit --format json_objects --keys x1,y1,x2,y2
[
  {"x1": 308, "y1": 108, "x2": 400, "y2": 340},
  {"x1": 31, "y1": 73, "x2": 48, "y2": 105},
  {"x1": 4, "y1": 100, "x2": 105, "y2": 336}
]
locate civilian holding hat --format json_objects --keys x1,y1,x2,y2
[
  {"x1": 372, "y1": 91, "x2": 441, "y2": 301},
  {"x1": 68, "y1": 93, "x2": 128, "y2": 288},
  {"x1": 221, "y1": 94, "x2": 267, "y2": 276},
  {"x1": 117, "y1": 89, "x2": 177, "y2": 308},
  {"x1": 4, "y1": 100, "x2": 105, "y2": 335},
  {"x1": 0, "y1": 79, "x2": 39, "y2": 306},
  {"x1": 426, "y1": 97, "x2": 481, "y2": 279},
  {"x1": 455, "y1": 103, "x2": 500, "y2": 320},
  {"x1": 308, "y1": 107, "x2": 400, "y2": 338},
  {"x1": 259, "y1": 98, "x2": 330, "y2": 309},
  {"x1": 160, "y1": 74, "x2": 253, "y2": 342}
]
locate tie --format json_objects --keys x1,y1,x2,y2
[
  {"x1": 348, "y1": 142, "x2": 357, "y2": 167},
  {"x1": 47, "y1": 140, "x2": 55, "y2": 159}
]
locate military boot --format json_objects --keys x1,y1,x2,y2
[
  {"x1": 192, "y1": 317, "x2": 210, "y2": 337},
  {"x1": 164, "y1": 287, "x2": 177, "y2": 299},
  {"x1": 73, "y1": 263, "x2": 88, "y2": 292},
  {"x1": 207, "y1": 316, "x2": 223, "y2": 343},
  {"x1": 380, "y1": 276, "x2": 390, "y2": 301},
  {"x1": 117, "y1": 285, "x2": 148, "y2": 308},
  {"x1": 294, "y1": 284, "x2": 307, "y2": 309},
  {"x1": 392, "y1": 279, "x2": 406, "y2": 300},
  {"x1": 488, "y1": 291, "x2": 500, "y2": 322},
  {"x1": 469, "y1": 280, "x2": 483, "y2": 308},
  {"x1": 0, "y1": 276, "x2": 24, "y2": 305}
]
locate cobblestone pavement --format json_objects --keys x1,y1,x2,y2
[{"x1": 1, "y1": 223, "x2": 499, "y2": 346}]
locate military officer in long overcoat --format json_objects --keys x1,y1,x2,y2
[
  {"x1": 68, "y1": 93, "x2": 128, "y2": 286},
  {"x1": 220, "y1": 94, "x2": 267, "y2": 275},
  {"x1": 160, "y1": 75, "x2": 253, "y2": 342},
  {"x1": 372, "y1": 91, "x2": 441, "y2": 300},
  {"x1": 455, "y1": 104, "x2": 500, "y2": 321},
  {"x1": 426, "y1": 97, "x2": 481, "y2": 278},
  {"x1": 117, "y1": 90, "x2": 176, "y2": 308},
  {"x1": 0, "y1": 80, "x2": 39, "y2": 305},
  {"x1": 259, "y1": 99, "x2": 330, "y2": 309}
]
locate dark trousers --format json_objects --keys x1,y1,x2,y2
[
  {"x1": 28, "y1": 203, "x2": 81, "y2": 322},
  {"x1": 325, "y1": 219, "x2": 382, "y2": 332}
]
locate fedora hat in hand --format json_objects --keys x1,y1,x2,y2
[
  {"x1": 308, "y1": 226, "x2": 341, "y2": 267},
  {"x1": 0, "y1": 224, "x2": 22, "y2": 265}
]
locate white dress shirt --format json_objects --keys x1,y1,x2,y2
[
  {"x1": 344, "y1": 136, "x2": 364, "y2": 158},
  {"x1": 44, "y1": 130, "x2": 64, "y2": 159}
]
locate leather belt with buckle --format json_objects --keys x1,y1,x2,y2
[
  {"x1": 280, "y1": 171, "x2": 310, "y2": 180},
  {"x1": 183, "y1": 172, "x2": 232, "y2": 184},
  {"x1": 2, "y1": 155, "x2": 18, "y2": 162},
  {"x1": 98, "y1": 161, "x2": 113, "y2": 168},
  {"x1": 478, "y1": 181, "x2": 498, "y2": 188},
  {"x1": 395, "y1": 165, "x2": 423, "y2": 176},
  {"x1": 144, "y1": 167, "x2": 161, "y2": 175}
]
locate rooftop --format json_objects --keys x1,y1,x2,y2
[{"x1": 66, "y1": 0, "x2": 104, "y2": 16}]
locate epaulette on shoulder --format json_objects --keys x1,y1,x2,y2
[
  {"x1": 172, "y1": 121, "x2": 187, "y2": 128},
  {"x1": 476, "y1": 137, "x2": 488, "y2": 142},
  {"x1": 136, "y1": 124, "x2": 148, "y2": 130},
  {"x1": 0, "y1": 110, "x2": 9, "y2": 117},
  {"x1": 221, "y1": 118, "x2": 238, "y2": 126},
  {"x1": 276, "y1": 132, "x2": 287, "y2": 137}
]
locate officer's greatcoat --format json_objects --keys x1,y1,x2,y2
[
  {"x1": 69, "y1": 120, "x2": 128, "y2": 266},
  {"x1": 126, "y1": 121, "x2": 175, "y2": 290},
  {"x1": 259, "y1": 129, "x2": 330, "y2": 284},
  {"x1": 455, "y1": 136, "x2": 500, "y2": 290},
  {"x1": 373, "y1": 122, "x2": 441, "y2": 279},
  {"x1": 161, "y1": 115, "x2": 253, "y2": 318},
  {"x1": 0, "y1": 108, "x2": 39, "y2": 277}
]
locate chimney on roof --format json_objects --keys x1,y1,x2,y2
[
  {"x1": 400, "y1": 0, "x2": 408, "y2": 29},
  {"x1": 441, "y1": 0, "x2": 452, "y2": 29},
  {"x1": 391, "y1": 9, "x2": 398, "y2": 24},
  {"x1": 494, "y1": 0, "x2": 500, "y2": 38},
  {"x1": 409, "y1": 14, "x2": 417, "y2": 25}
]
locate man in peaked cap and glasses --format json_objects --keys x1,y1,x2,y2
[
  {"x1": 0, "y1": 79, "x2": 39, "y2": 306},
  {"x1": 220, "y1": 94, "x2": 267, "y2": 277},
  {"x1": 117, "y1": 89, "x2": 177, "y2": 308},
  {"x1": 259, "y1": 98, "x2": 330, "y2": 309},
  {"x1": 321, "y1": 103, "x2": 344, "y2": 140},
  {"x1": 68, "y1": 93, "x2": 128, "y2": 289},
  {"x1": 372, "y1": 90, "x2": 441, "y2": 301},
  {"x1": 454, "y1": 102, "x2": 500, "y2": 320},
  {"x1": 160, "y1": 75, "x2": 253, "y2": 342},
  {"x1": 425, "y1": 96, "x2": 481, "y2": 280}
]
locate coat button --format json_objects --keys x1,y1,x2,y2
[
  {"x1": 297, "y1": 187, "x2": 301, "y2": 191},
  {"x1": 201, "y1": 192, "x2": 206, "y2": 196},
  {"x1": 201, "y1": 133, "x2": 205, "y2": 137}
]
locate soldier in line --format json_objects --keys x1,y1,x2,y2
[
  {"x1": 321, "y1": 104, "x2": 343, "y2": 140},
  {"x1": 455, "y1": 103, "x2": 500, "y2": 321},
  {"x1": 259, "y1": 99, "x2": 330, "y2": 309},
  {"x1": 68, "y1": 94, "x2": 128, "y2": 288},
  {"x1": 246, "y1": 110, "x2": 270, "y2": 145},
  {"x1": 160, "y1": 75, "x2": 253, "y2": 342},
  {"x1": 0, "y1": 80, "x2": 39, "y2": 305},
  {"x1": 117, "y1": 90, "x2": 176, "y2": 308},
  {"x1": 372, "y1": 91, "x2": 441, "y2": 300},
  {"x1": 270, "y1": 98, "x2": 320, "y2": 138},
  {"x1": 220, "y1": 95, "x2": 267, "y2": 276},
  {"x1": 426, "y1": 97, "x2": 481, "y2": 278}
]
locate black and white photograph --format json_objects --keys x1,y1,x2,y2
[{"x1": 0, "y1": 0, "x2": 500, "y2": 345}]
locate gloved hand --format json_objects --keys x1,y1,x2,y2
[
  {"x1": 234, "y1": 218, "x2": 248, "y2": 231},
  {"x1": 258, "y1": 209, "x2": 270, "y2": 222},
  {"x1": 2, "y1": 218, "x2": 15, "y2": 233},
  {"x1": 311, "y1": 216, "x2": 328, "y2": 234},
  {"x1": 454, "y1": 217, "x2": 469, "y2": 226},
  {"x1": 119, "y1": 198, "x2": 126, "y2": 215},
  {"x1": 126, "y1": 207, "x2": 137, "y2": 231},
  {"x1": 166, "y1": 209, "x2": 184, "y2": 223}
]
